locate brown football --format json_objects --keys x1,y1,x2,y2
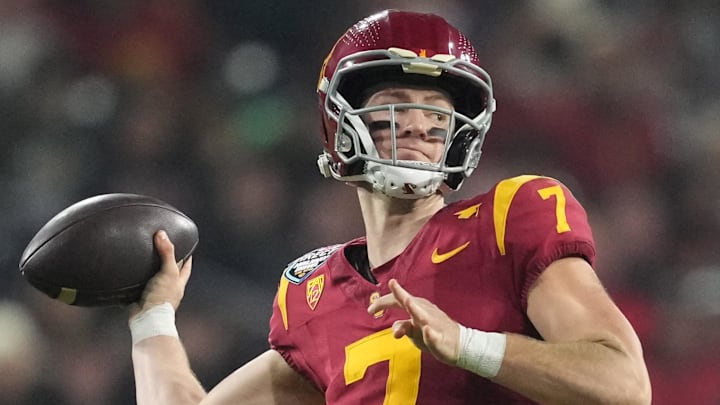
[{"x1": 19, "y1": 194, "x2": 199, "y2": 306}]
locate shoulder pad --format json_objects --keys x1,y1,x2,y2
[{"x1": 283, "y1": 244, "x2": 342, "y2": 285}]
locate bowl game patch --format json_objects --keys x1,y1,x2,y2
[{"x1": 283, "y1": 244, "x2": 342, "y2": 285}]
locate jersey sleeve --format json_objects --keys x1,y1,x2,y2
[
  {"x1": 491, "y1": 175, "x2": 596, "y2": 309},
  {"x1": 268, "y1": 274, "x2": 327, "y2": 391},
  {"x1": 267, "y1": 244, "x2": 343, "y2": 392}
]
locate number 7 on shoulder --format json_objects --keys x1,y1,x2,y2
[
  {"x1": 493, "y1": 176, "x2": 573, "y2": 256},
  {"x1": 537, "y1": 185, "x2": 571, "y2": 234}
]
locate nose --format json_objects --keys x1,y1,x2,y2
[{"x1": 398, "y1": 109, "x2": 431, "y2": 139}]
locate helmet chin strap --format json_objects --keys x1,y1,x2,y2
[{"x1": 365, "y1": 161, "x2": 445, "y2": 199}]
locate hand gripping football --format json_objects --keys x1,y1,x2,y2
[{"x1": 19, "y1": 193, "x2": 199, "y2": 306}]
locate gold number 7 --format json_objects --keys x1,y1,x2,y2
[
  {"x1": 344, "y1": 328, "x2": 421, "y2": 405},
  {"x1": 537, "y1": 185, "x2": 571, "y2": 233}
]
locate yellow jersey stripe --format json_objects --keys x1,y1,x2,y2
[
  {"x1": 493, "y1": 175, "x2": 542, "y2": 255},
  {"x1": 278, "y1": 277, "x2": 290, "y2": 330}
]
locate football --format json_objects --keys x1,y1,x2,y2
[{"x1": 19, "y1": 193, "x2": 199, "y2": 307}]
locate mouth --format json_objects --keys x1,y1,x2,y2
[
  {"x1": 376, "y1": 145, "x2": 440, "y2": 163},
  {"x1": 393, "y1": 147, "x2": 434, "y2": 162}
]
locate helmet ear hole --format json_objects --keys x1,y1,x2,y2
[
  {"x1": 445, "y1": 130, "x2": 480, "y2": 190},
  {"x1": 446, "y1": 130, "x2": 476, "y2": 166}
]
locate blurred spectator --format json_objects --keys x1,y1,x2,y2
[{"x1": 0, "y1": 300, "x2": 62, "y2": 404}]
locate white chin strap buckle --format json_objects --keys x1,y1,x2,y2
[
  {"x1": 366, "y1": 162, "x2": 444, "y2": 199},
  {"x1": 317, "y1": 154, "x2": 333, "y2": 178}
]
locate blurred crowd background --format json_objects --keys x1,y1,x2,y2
[{"x1": 1, "y1": 0, "x2": 718, "y2": 403}]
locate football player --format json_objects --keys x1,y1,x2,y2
[{"x1": 130, "y1": 10, "x2": 651, "y2": 404}]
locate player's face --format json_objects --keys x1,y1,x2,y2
[{"x1": 363, "y1": 87, "x2": 452, "y2": 163}]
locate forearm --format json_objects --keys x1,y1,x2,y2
[
  {"x1": 132, "y1": 335, "x2": 207, "y2": 405},
  {"x1": 491, "y1": 333, "x2": 651, "y2": 405}
]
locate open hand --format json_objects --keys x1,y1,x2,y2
[{"x1": 367, "y1": 279, "x2": 460, "y2": 365}]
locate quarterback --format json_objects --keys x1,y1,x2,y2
[{"x1": 130, "y1": 10, "x2": 651, "y2": 404}]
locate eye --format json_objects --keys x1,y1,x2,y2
[{"x1": 429, "y1": 112, "x2": 450, "y2": 127}]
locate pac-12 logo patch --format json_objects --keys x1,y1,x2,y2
[
  {"x1": 306, "y1": 275, "x2": 325, "y2": 310},
  {"x1": 283, "y1": 244, "x2": 342, "y2": 285}
]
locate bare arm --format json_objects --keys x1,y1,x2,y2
[
  {"x1": 132, "y1": 335, "x2": 206, "y2": 404},
  {"x1": 492, "y1": 257, "x2": 651, "y2": 404},
  {"x1": 130, "y1": 231, "x2": 325, "y2": 405},
  {"x1": 203, "y1": 349, "x2": 324, "y2": 405},
  {"x1": 129, "y1": 231, "x2": 205, "y2": 404},
  {"x1": 368, "y1": 257, "x2": 651, "y2": 404},
  {"x1": 133, "y1": 341, "x2": 324, "y2": 405}
]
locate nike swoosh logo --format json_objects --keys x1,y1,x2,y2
[{"x1": 431, "y1": 241, "x2": 470, "y2": 264}]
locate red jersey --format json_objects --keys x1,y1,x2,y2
[{"x1": 269, "y1": 175, "x2": 596, "y2": 404}]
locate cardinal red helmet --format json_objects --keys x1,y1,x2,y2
[{"x1": 316, "y1": 9, "x2": 495, "y2": 197}]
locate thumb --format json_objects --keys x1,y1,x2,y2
[{"x1": 155, "y1": 230, "x2": 179, "y2": 273}]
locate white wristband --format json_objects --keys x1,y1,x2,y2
[
  {"x1": 456, "y1": 325, "x2": 507, "y2": 378},
  {"x1": 129, "y1": 302, "x2": 179, "y2": 345}
]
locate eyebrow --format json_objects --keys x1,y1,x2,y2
[{"x1": 370, "y1": 89, "x2": 451, "y2": 104}]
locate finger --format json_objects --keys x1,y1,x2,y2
[
  {"x1": 392, "y1": 320, "x2": 413, "y2": 338},
  {"x1": 154, "y1": 230, "x2": 177, "y2": 274},
  {"x1": 389, "y1": 279, "x2": 425, "y2": 316},
  {"x1": 367, "y1": 292, "x2": 401, "y2": 314},
  {"x1": 388, "y1": 279, "x2": 413, "y2": 308},
  {"x1": 389, "y1": 279, "x2": 433, "y2": 323},
  {"x1": 393, "y1": 321, "x2": 431, "y2": 353}
]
